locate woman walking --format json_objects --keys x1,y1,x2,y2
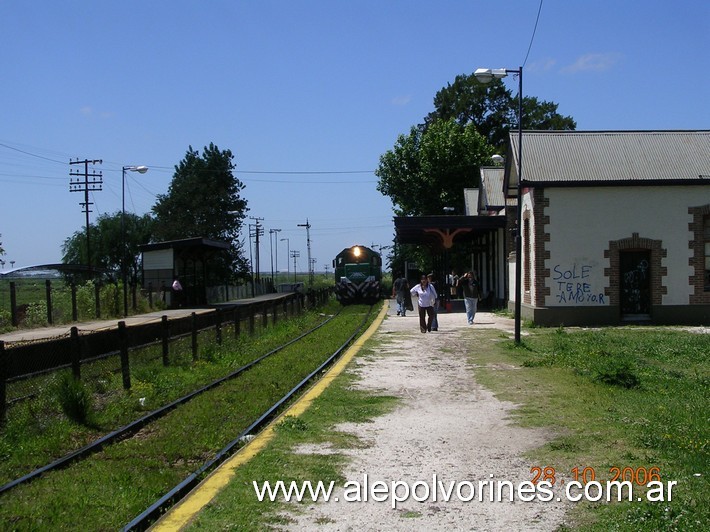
[{"x1": 410, "y1": 274, "x2": 438, "y2": 333}]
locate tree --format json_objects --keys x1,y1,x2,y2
[
  {"x1": 426, "y1": 72, "x2": 576, "y2": 151},
  {"x1": 0, "y1": 234, "x2": 4, "y2": 256},
  {"x1": 376, "y1": 118, "x2": 493, "y2": 217},
  {"x1": 151, "y1": 143, "x2": 249, "y2": 278},
  {"x1": 62, "y1": 212, "x2": 154, "y2": 283}
]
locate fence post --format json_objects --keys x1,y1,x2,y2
[
  {"x1": 0, "y1": 341, "x2": 7, "y2": 427},
  {"x1": 10, "y1": 282, "x2": 17, "y2": 327},
  {"x1": 272, "y1": 300, "x2": 278, "y2": 326},
  {"x1": 249, "y1": 306, "x2": 255, "y2": 335},
  {"x1": 191, "y1": 312, "x2": 198, "y2": 361},
  {"x1": 161, "y1": 315, "x2": 169, "y2": 366},
  {"x1": 71, "y1": 283, "x2": 78, "y2": 321},
  {"x1": 70, "y1": 326, "x2": 81, "y2": 379},
  {"x1": 45, "y1": 279, "x2": 53, "y2": 325},
  {"x1": 234, "y1": 307, "x2": 241, "y2": 339},
  {"x1": 215, "y1": 309, "x2": 222, "y2": 345},
  {"x1": 148, "y1": 282, "x2": 153, "y2": 308},
  {"x1": 94, "y1": 282, "x2": 101, "y2": 319},
  {"x1": 118, "y1": 321, "x2": 131, "y2": 389},
  {"x1": 262, "y1": 303, "x2": 268, "y2": 329}
]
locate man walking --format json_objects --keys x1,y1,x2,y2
[{"x1": 458, "y1": 271, "x2": 480, "y2": 325}]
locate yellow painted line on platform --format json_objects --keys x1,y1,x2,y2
[{"x1": 152, "y1": 301, "x2": 389, "y2": 531}]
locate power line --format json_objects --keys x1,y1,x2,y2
[
  {"x1": 0, "y1": 142, "x2": 68, "y2": 165},
  {"x1": 522, "y1": 0, "x2": 544, "y2": 68}
]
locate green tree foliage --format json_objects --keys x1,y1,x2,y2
[
  {"x1": 376, "y1": 118, "x2": 493, "y2": 217},
  {"x1": 151, "y1": 143, "x2": 249, "y2": 277},
  {"x1": 0, "y1": 233, "x2": 5, "y2": 256},
  {"x1": 62, "y1": 212, "x2": 154, "y2": 283},
  {"x1": 426, "y1": 72, "x2": 576, "y2": 151}
]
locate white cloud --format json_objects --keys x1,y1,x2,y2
[
  {"x1": 562, "y1": 52, "x2": 622, "y2": 73},
  {"x1": 79, "y1": 106, "x2": 113, "y2": 119},
  {"x1": 391, "y1": 95, "x2": 412, "y2": 106},
  {"x1": 526, "y1": 58, "x2": 557, "y2": 73}
]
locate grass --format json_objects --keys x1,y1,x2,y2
[
  {"x1": 187, "y1": 343, "x2": 400, "y2": 530},
  {"x1": 0, "y1": 302, "x2": 379, "y2": 530},
  {"x1": 188, "y1": 322, "x2": 708, "y2": 531},
  {"x1": 1, "y1": 305, "x2": 342, "y2": 485},
  {"x1": 468, "y1": 326, "x2": 709, "y2": 531}
]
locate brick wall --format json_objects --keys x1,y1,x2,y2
[{"x1": 688, "y1": 204, "x2": 710, "y2": 304}]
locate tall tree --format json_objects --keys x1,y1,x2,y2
[
  {"x1": 426, "y1": 72, "x2": 576, "y2": 151},
  {"x1": 376, "y1": 118, "x2": 493, "y2": 217},
  {"x1": 151, "y1": 143, "x2": 249, "y2": 277},
  {"x1": 62, "y1": 212, "x2": 154, "y2": 283}
]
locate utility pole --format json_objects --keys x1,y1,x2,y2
[
  {"x1": 297, "y1": 218, "x2": 313, "y2": 285},
  {"x1": 250, "y1": 217, "x2": 264, "y2": 281},
  {"x1": 69, "y1": 159, "x2": 102, "y2": 272},
  {"x1": 290, "y1": 250, "x2": 300, "y2": 282},
  {"x1": 310, "y1": 258, "x2": 317, "y2": 280}
]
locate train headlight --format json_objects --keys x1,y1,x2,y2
[{"x1": 353, "y1": 247, "x2": 361, "y2": 257}]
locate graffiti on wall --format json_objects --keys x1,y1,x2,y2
[{"x1": 552, "y1": 263, "x2": 606, "y2": 305}]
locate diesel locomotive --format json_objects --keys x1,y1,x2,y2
[{"x1": 333, "y1": 245, "x2": 382, "y2": 304}]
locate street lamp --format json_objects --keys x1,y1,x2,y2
[
  {"x1": 280, "y1": 238, "x2": 290, "y2": 280},
  {"x1": 474, "y1": 66, "x2": 523, "y2": 344},
  {"x1": 122, "y1": 165, "x2": 148, "y2": 316},
  {"x1": 270, "y1": 228, "x2": 281, "y2": 284}
]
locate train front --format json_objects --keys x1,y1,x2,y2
[{"x1": 333, "y1": 245, "x2": 382, "y2": 304}]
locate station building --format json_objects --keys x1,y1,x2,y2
[{"x1": 395, "y1": 129, "x2": 710, "y2": 325}]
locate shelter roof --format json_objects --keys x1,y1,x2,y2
[{"x1": 139, "y1": 237, "x2": 230, "y2": 252}]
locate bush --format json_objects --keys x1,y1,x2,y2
[
  {"x1": 592, "y1": 352, "x2": 641, "y2": 389},
  {"x1": 0, "y1": 309, "x2": 12, "y2": 331},
  {"x1": 56, "y1": 373, "x2": 93, "y2": 424},
  {"x1": 24, "y1": 302, "x2": 48, "y2": 328}
]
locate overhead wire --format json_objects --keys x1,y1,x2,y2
[{"x1": 522, "y1": 0, "x2": 544, "y2": 68}]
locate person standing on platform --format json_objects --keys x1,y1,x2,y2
[
  {"x1": 410, "y1": 274, "x2": 438, "y2": 333},
  {"x1": 392, "y1": 273, "x2": 411, "y2": 317},
  {"x1": 172, "y1": 276, "x2": 184, "y2": 308},
  {"x1": 427, "y1": 273, "x2": 440, "y2": 330},
  {"x1": 458, "y1": 271, "x2": 480, "y2": 325}
]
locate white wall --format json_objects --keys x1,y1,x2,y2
[
  {"x1": 143, "y1": 249, "x2": 173, "y2": 270},
  {"x1": 543, "y1": 186, "x2": 706, "y2": 307}
]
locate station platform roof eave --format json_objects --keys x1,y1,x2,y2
[{"x1": 394, "y1": 215, "x2": 506, "y2": 249}]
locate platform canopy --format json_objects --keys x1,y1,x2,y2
[{"x1": 394, "y1": 215, "x2": 506, "y2": 251}]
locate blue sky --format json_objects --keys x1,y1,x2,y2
[{"x1": 1, "y1": 0, "x2": 708, "y2": 274}]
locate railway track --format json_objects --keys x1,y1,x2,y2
[{"x1": 0, "y1": 303, "x2": 376, "y2": 530}]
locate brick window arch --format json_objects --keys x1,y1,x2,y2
[{"x1": 604, "y1": 233, "x2": 667, "y2": 307}]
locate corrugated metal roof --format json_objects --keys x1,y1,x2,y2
[
  {"x1": 480, "y1": 167, "x2": 506, "y2": 208},
  {"x1": 508, "y1": 130, "x2": 710, "y2": 185}
]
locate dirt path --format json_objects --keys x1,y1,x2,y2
[{"x1": 287, "y1": 302, "x2": 571, "y2": 531}]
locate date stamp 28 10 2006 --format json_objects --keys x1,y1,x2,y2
[{"x1": 530, "y1": 466, "x2": 677, "y2": 502}]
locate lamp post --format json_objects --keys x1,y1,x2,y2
[
  {"x1": 474, "y1": 66, "x2": 523, "y2": 344},
  {"x1": 270, "y1": 228, "x2": 281, "y2": 285},
  {"x1": 121, "y1": 165, "x2": 148, "y2": 316},
  {"x1": 280, "y1": 238, "x2": 290, "y2": 281}
]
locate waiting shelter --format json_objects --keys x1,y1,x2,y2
[{"x1": 140, "y1": 237, "x2": 230, "y2": 307}]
